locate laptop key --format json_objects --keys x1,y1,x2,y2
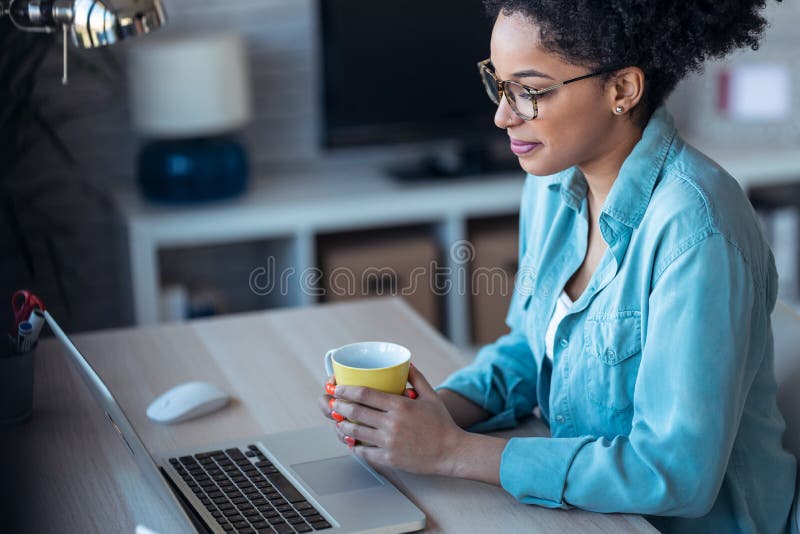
[
  {"x1": 223, "y1": 511, "x2": 243, "y2": 521},
  {"x1": 272, "y1": 522, "x2": 294, "y2": 534},
  {"x1": 266, "y1": 473, "x2": 306, "y2": 503},
  {"x1": 267, "y1": 515, "x2": 285, "y2": 525},
  {"x1": 276, "y1": 504, "x2": 292, "y2": 513},
  {"x1": 294, "y1": 524, "x2": 312, "y2": 533},
  {"x1": 310, "y1": 520, "x2": 331, "y2": 530},
  {"x1": 287, "y1": 515, "x2": 305, "y2": 524}
]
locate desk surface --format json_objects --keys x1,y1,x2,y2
[{"x1": 13, "y1": 298, "x2": 655, "y2": 533}]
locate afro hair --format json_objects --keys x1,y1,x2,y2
[{"x1": 484, "y1": 0, "x2": 781, "y2": 124}]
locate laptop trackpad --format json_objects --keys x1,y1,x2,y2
[{"x1": 291, "y1": 455, "x2": 384, "y2": 496}]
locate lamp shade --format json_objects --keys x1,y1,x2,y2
[{"x1": 128, "y1": 33, "x2": 252, "y2": 137}]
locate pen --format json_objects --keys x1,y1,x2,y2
[
  {"x1": 27, "y1": 308, "x2": 45, "y2": 344},
  {"x1": 17, "y1": 321, "x2": 33, "y2": 353}
]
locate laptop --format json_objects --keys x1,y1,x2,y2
[{"x1": 44, "y1": 311, "x2": 426, "y2": 534}]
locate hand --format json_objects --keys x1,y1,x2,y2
[
  {"x1": 317, "y1": 375, "x2": 417, "y2": 423},
  {"x1": 328, "y1": 365, "x2": 466, "y2": 476}
]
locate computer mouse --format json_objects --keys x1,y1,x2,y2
[{"x1": 146, "y1": 381, "x2": 230, "y2": 424}]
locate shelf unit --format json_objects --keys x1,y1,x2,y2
[{"x1": 113, "y1": 145, "x2": 800, "y2": 348}]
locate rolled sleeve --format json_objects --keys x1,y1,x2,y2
[{"x1": 437, "y1": 326, "x2": 538, "y2": 432}]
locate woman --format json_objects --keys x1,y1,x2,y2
[{"x1": 320, "y1": 1, "x2": 796, "y2": 532}]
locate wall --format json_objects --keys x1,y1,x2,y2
[{"x1": 2, "y1": 0, "x2": 797, "y2": 332}]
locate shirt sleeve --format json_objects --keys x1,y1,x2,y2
[
  {"x1": 436, "y1": 176, "x2": 539, "y2": 433},
  {"x1": 499, "y1": 232, "x2": 765, "y2": 516}
]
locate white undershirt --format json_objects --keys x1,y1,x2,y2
[{"x1": 544, "y1": 290, "x2": 573, "y2": 360}]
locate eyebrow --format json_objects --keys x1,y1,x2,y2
[{"x1": 512, "y1": 68, "x2": 554, "y2": 80}]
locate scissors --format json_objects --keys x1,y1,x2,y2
[{"x1": 12, "y1": 289, "x2": 46, "y2": 332}]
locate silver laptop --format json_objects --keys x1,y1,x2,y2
[{"x1": 45, "y1": 311, "x2": 426, "y2": 534}]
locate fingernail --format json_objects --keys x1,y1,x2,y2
[
  {"x1": 331, "y1": 411, "x2": 344, "y2": 423},
  {"x1": 406, "y1": 389, "x2": 418, "y2": 400},
  {"x1": 329, "y1": 398, "x2": 336, "y2": 410},
  {"x1": 344, "y1": 436, "x2": 356, "y2": 446},
  {"x1": 325, "y1": 382, "x2": 335, "y2": 396},
  {"x1": 409, "y1": 362, "x2": 414, "y2": 368}
]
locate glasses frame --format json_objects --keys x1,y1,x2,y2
[{"x1": 477, "y1": 58, "x2": 622, "y2": 120}]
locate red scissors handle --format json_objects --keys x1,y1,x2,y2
[{"x1": 11, "y1": 289, "x2": 45, "y2": 328}]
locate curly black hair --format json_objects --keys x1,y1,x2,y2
[{"x1": 484, "y1": 0, "x2": 780, "y2": 125}]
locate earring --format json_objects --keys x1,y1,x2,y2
[{"x1": 614, "y1": 105, "x2": 624, "y2": 114}]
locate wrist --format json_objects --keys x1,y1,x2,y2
[{"x1": 441, "y1": 429, "x2": 506, "y2": 486}]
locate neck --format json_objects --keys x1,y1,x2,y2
[{"x1": 579, "y1": 121, "x2": 643, "y2": 213}]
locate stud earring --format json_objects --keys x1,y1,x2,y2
[{"x1": 614, "y1": 105, "x2": 624, "y2": 114}]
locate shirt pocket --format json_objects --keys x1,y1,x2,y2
[{"x1": 583, "y1": 310, "x2": 642, "y2": 413}]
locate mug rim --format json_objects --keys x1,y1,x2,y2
[{"x1": 331, "y1": 341, "x2": 410, "y2": 371}]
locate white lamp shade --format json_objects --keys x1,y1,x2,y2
[{"x1": 128, "y1": 33, "x2": 252, "y2": 137}]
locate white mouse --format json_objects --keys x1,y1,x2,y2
[{"x1": 146, "y1": 381, "x2": 230, "y2": 424}]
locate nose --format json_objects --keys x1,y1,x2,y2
[{"x1": 494, "y1": 94, "x2": 522, "y2": 130}]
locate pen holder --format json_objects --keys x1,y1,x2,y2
[{"x1": 0, "y1": 335, "x2": 35, "y2": 425}]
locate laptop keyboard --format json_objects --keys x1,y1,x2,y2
[{"x1": 170, "y1": 444, "x2": 332, "y2": 534}]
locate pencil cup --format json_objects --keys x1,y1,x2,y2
[{"x1": 0, "y1": 335, "x2": 35, "y2": 425}]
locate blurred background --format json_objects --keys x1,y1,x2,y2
[{"x1": 1, "y1": 0, "x2": 799, "y2": 353}]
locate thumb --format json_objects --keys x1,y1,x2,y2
[{"x1": 407, "y1": 364, "x2": 436, "y2": 397}]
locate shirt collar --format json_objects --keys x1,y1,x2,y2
[{"x1": 601, "y1": 105, "x2": 677, "y2": 229}]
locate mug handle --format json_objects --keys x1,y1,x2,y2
[{"x1": 324, "y1": 349, "x2": 337, "y2": 378}]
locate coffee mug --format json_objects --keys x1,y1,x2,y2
[{"x1": 324, "y1": 341, "x2": 411, "y2": 395}]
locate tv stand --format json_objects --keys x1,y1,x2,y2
[{"x1": 388, "y1": 142, "x2": 519, "y2": 182}]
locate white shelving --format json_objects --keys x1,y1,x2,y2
[{"x1": 113, "y1": 145, "x2": 800, "y2": 348}]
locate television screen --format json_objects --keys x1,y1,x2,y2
[{"x1": 319, "y1": 0, "x2": 499, "y2": 149}]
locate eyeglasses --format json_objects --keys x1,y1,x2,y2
[{"x1": 477, "y1": 59, "x2": 621, "y2": 120}]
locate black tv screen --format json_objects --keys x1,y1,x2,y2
[{"x1": 319, "y1": 0, "x2": 499, "y2": 149}]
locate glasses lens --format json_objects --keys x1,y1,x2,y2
[
  {"x1": 505, "y1": 81, "x2": 536, "y2": 120},
  {"x1": 480, "y1": 67, "x2": 500, "y2": 105}
]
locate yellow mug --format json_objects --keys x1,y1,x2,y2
[{"x1": 324, "y1": 341, "x2": 411, "y2": 395}]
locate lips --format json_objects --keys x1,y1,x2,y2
[{"x1": 509, "y1": 137, "x2": 542, "y2": 155}]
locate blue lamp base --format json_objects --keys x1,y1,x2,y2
[{"x1": 137, "y1": 135, "x2": 249, "y2": 203}]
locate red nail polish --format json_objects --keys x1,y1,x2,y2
[
  {"x1": 344, "y1": 436, "x2": 356, "y2": 446},
  {"x1": 325, "y1": 382, "x2": 336, "y2": 396},
  {"x1": 329, "y1": 398, "x2": 336, "y2": 410},
  {"x1": 331, "y1": 411, "x2": 344, "y2": 423},
  {"x1": 407, "y1": 389, "x2": 418, "y2": 399}
]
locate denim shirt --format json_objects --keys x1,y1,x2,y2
[{"x1": 438, "y1": 107, "x2": 797, "y2": 533}]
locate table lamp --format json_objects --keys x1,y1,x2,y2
[{"x1": 128, "y1": 33, "x2": 252, "y2": 202}]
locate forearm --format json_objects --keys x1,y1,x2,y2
[{"x1": 437, "y1": 388, "x2": 490, "y2": 428}]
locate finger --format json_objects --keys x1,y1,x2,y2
[
  {"x1": 407, "y1": 364, "x2": 436, "y2": 397},
  {"x1": 402, "y1": 388, "x2": 418, "y2": 400},
  {"x1": 334, "y1": 385, "x2": 398, "y2": 411},
  {"x1": 331, "y1": 399, "x2": 384, "y2": 428},
  {"x1": 337, "y1": 420, "x2": 382, "y2": 448},
  {"x1": 324, "y1": 376, "x2": 337, "y2": 396},
  {"x1": 318, "y1": 395, "x2": 335, "y2": 420}
]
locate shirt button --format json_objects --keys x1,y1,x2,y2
[
  {"x1": 560, "y1": 338, "x2": 569, "y2": 348},
  {"x1": 555, "y1": 415, "x2": 565, "y2": 423}
]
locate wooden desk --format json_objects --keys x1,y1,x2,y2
[{"x1": 9, "y1": 298, "x2": 655, "y2": 533}]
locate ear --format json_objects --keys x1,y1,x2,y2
[{"x1": 607, "y1": 66, "x2": 645, "y2": 116}]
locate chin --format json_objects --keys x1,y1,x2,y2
[{"x1": 517, "y1": 154, "x2": 570, "y2": 177}]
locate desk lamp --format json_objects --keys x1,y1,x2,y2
[{"x1": 0, "y1": 0, "x2": 166, "y2": 84}]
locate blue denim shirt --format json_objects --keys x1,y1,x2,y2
[{"x1": 438, "y1": 107, "x2": 797, "y2": 533}]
